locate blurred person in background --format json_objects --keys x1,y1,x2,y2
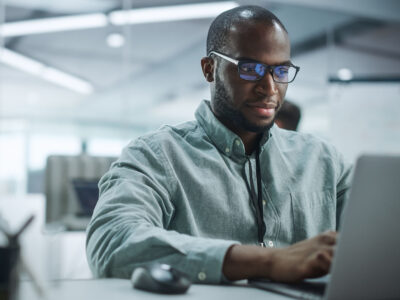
[{"x1": 275, "y1": 99, "x2": 301, "y2": 131}]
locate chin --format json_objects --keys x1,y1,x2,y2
[{"x1": 243, "y1": 119, "x2": 275, "y2": 133}]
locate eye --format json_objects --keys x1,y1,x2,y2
[{"x1": 274, "y1": 66, "x2": 289, "y2": 77}]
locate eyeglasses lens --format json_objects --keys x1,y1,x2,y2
[
  {"x1": 239, "y1": 62, "x2": 296, "y2": 83},
  {"x1": 239, "y1": 62, "x2": 265, "y2": 81},
  {"x1": 273, "y1": 66, "x2": 296, "y2": 83}
]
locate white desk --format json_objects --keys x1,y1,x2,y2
[{"x1": 19, "y1": 279, "x2": 292, "y2": 300}]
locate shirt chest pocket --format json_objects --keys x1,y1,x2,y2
[{"x1": 290, "y1": 190, "x2": 337, "y2": 242}]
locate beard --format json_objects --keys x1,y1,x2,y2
[{"x1": 212, "y1": 73, "x2": 275, "y2": 133}]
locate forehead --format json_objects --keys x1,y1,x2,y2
[{"x1": 225, "y1": 21, "x2": 290, "y2": 64}]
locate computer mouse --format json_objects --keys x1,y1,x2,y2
[{"x1": 131, "y1": 263, "x2": 191, "y2": 294}]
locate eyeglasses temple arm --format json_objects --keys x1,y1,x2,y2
[{"x1": 208, "y1": 51, "x2": 239, "y2": 65}]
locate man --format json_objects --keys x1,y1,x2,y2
[
  {"x1": 86, "y1": 6, "x2": 352, "y2": 284},
  {"x1": 275, "y1": 100, "x2": 301, "y2": 131}
]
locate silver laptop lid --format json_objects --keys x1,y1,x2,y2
[{"x1": 325, "y1": 155, "x2": 400, "y2": 300}]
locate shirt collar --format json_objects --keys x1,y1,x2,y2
[{"x1": 195, "y1": 100, "x2": 272, "y2": 159}]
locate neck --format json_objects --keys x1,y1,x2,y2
[
  {"x1": 240, "y1": 131, "x2": 262, "y2": 155},
  {"x1": 217, "y1": 116, "x2": 262, "y2": 155}
]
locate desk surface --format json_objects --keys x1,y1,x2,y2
[{"x1": 20, "y1": 279, "x2": 292, "y2": 300}]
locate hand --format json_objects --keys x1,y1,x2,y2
[
  {"x1": 222, "y1": 231, "x2": 337, "y2": 282},
  {"x1": 267, "y1": 231, "x2": 337, "y2": 282}
]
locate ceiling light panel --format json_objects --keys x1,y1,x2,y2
[
  {"x1": 0, "y1": 13, "x2": 108, "y2": 37},
  {"x1": 109, "y1": 2, "x2": 238, "y2": 25},
  {"x1": 0, "y1": 48, "x2": 94, "y2": 94},
  {"x1": 0, "y1": 2, "x2": 238, "y2": 37}
]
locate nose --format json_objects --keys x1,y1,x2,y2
[{"x1": 255, "y1": 70, "x2": 278, "y2": 96}]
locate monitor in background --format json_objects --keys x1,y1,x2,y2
[{"x1": 72, "y1": 179, "x2": 100, "y2": 217}]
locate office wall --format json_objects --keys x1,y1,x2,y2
[{"x1": 330, "y1": 83, "x2": 400, "y2": 162}]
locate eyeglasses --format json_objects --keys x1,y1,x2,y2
[{"x1": 208, "y1": 51, "x2": 300, "y2": 83}]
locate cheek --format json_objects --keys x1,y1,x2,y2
[
  {"x1": 220, "y1": 71, "x2": 244, "y2": 101},
  {"x1": 277, "y1": 84, "x2": 288, "y2": 100},
  {"x1": 219, "y1": 64, "x2": 255, "y2": 105},
  {"x1": 231, "y1": 83, "x2": 255, "y2": 106}
]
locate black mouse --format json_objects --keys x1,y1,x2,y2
[{"x1": 131, "y1": 263, "x2": 191, "y2": 294}]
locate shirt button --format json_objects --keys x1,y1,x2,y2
[
  {"x1": 225, "y1": 147, "x2": 230, "y2": 153},
  {"x1": 235, "y1": 139, "x2": 240, "y2": 146},
  {"x1": 198, "y1": 272, "x2": 207, "y2": 281},
  {"x1": 262, "y1": 200, "x2": 267, "y2": 206},
  {"x1": 268, "y1": 240, "x2": 274, "y2": 247}
]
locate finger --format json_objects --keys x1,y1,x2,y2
[
  {"x1": 317, "y1": 249, "x2": 333, "y2": 264},
  {"x1": 310, "y1": 251, "x2": 332, "y2": 276},
  {"x1": 325, "y1": 230, "x2": 337, "y2": 239},
  {"x1": 322, "y1": 245, "x2": 335, "y2": 259},
  {"x1": 319, "y1": 231, "x2": 337, "y2": 245},
  {"x1": 303, "y1": 254, "x2": 330, "y2": 279}
]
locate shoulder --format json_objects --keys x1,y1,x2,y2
[
  {"x1": 123, "y1": 120, "x2": 203, "y2": 154},
  {"x1": 271, "y1": 126, "x2": 348, "y2": 172},
  {"x1": 271, "y1": 126, "x2": 352, "y2": 184},
  {"x1": 272, "y1": 126, "x2": 338, "y2": 156}
]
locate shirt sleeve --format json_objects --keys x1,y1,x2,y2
[{"x1": 85, "y1": 137, "x2": 239, "y2": 283}]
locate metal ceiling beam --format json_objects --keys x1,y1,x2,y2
[
  {"x1": 291, "y1": 18, "x2": 385, "y2": 57},
  {"x1": 261, "y1": 0, "x2": 400, "y2": 22},
  {"x1": 329, "y1": 75, "x2": 400, "y2": 83}
]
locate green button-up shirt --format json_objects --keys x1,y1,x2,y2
[{"x1": 86, "y1": 100, "x2": 352, "y2": 283}]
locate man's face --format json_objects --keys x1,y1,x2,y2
[{"x1": 210, "y1": 22, "x2": 290, "y2": 134}]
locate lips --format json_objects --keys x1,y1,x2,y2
[{"x1": 246, "y1": 102, "x2": 277, "y2": 118}]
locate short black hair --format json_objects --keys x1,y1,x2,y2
[{"x1": 206, "y1": 5, "x2": 287, "y2": 55}]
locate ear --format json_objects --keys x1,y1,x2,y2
[{"x1": 200, "y1": 57, "x2": 215, "y2": 82}]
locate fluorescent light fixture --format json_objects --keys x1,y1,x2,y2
[
  {"x1": 0, "y1": 13, "x2": 108, "y2": 37},
  {"x1": 337, "y1": 68, "x2": 353, "y2": 81},
  {"x1": 42, "y1": 67, "x2": 94, "y2": 94},
  {"x1": 0, "y1": 2, "x2": 238, "y2": 37},
  {"x1": 0, "y1": 47, "x2": 44, "y2": 74},
  {"x1": 109, "y1": 1, "x2": 239, "y2": 25},
  {"x1": 0, "y1": 48, "x2": 94, "y2": 94}
]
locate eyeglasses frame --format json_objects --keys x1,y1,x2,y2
[{"x1": 208, "y1": 50, "x2": 300, "y2": 84}]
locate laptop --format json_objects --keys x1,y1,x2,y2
[{"x1": 249, "y1": 154, "x2": 400, "y2": 299}]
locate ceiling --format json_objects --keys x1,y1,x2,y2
[{"x1": 0, "y1": 0, "x2": 399, "y2": 136}]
